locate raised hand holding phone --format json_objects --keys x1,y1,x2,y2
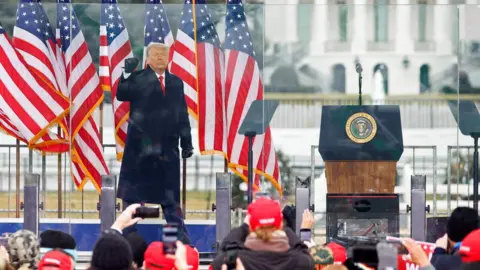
[
  {"x1": 111, "y1": 204, "x2": 143, "y2": 232},
  {"x1": 132, "y1": 206, "x2": 160, "y2": 219}
]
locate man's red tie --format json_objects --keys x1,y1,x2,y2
[{"x1": 159, "y1": 75, "x2": 165, "y2": 95}]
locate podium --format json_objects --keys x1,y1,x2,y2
[
  {"x1": 319, "y1": 105, "x2": 404, "y2": 240},
  {"x1": 319, "y1": 105, "x2": 404, "y2": 193}
]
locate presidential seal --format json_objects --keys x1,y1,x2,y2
[{"x1": 346, "y1": 112, "x2": 377, "y2": 143}]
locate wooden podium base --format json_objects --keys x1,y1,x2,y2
[{"x1": 325, "y1": 161, "x2": 396, "y2": 193}]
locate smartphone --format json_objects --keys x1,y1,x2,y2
[
  {"x1": 132, "y1": 206, "x2": 160, "y2": 219},
  {"x1": 224, "y1": 244, "x2": 238, "y2": 270},
  {"x1": 162, "y1": 224, "x2": 179, "y2": 254},
  {"x1": 388, "y1": 241, "x2": 409, "y2": 254},
  {"x1": 300, "y1": 229, "x2": 311, "y2": 242},
  {"x1": 351, "y1": 246, "x2": 378, "y2": 267},
  {"x1": 385, "y1": 236, "x2": 411, "y2": 255}
]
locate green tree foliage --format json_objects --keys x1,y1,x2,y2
[{"x1": 446, "y1": 150, "x2": 477, "y2": 185}]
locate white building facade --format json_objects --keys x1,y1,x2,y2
[{"x1": 261, "y1": 0, "x2": 480, "y2": 95}]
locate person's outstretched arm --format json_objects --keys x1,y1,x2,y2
[{"x1": 117, "y1": 58, "x2": 139, "y2": 101}]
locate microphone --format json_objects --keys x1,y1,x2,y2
[
  {"x1": 356, "y1": 62, "x2": 363, "y2": 105},
  {"x1": 356, "y1": 63, "x2": 363, "y2": 74}
]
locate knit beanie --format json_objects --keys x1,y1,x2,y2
[
  {"x1": 39, "y1": 230, "x2": 76, "y2": 249},
  {"x1": 7, "y1": 230, "x2": 40, "y2": 270}
]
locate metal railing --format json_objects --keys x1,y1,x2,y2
[
  {"x1": 446, "y1": 145, "x2": 479, "y2": 213},
  {"x1": 0, "y1": 142, "x2": 476, "y2": 218}
]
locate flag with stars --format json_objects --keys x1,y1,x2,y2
[
  {"x1": 143, "y1": 0, "x2": 174, "y2": 67},
  {"x1": 171, "y1": 0, "x2": 227, "y2": 158},
  {"x1": 0, "y1": 21, "x2": 69, "y2": 153},
  {"x1": 57, "y1": 0, "x2": 109, "y2": 191},
  {"x1": 14, "y1": 0, "x2": 69, "y2": 101},
  {"x1": 224, "y1": 0, "x2": 281, "y2": 195},
  {"x1": 99, "y1": 0, "x2": 133, "y2": 160}
]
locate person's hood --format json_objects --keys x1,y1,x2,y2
[
  {"x1": 244, "y1": 231, "x2": 289, "y2": 253},
  {"x1": 237, "y1": 248, "x2": 313, "y2": 270}
]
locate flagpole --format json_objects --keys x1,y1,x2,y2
[
  {"x1": 224, "y1": 0, "x2": 228, "y2": 175},
  {"x1": 99, "y1": 102, "x2": 104, "y2": 146},
  {"x1": 99, "y1": 101, "x2": 103, "y2": 219},
  {"x1": 15, "y1": 139, "x2": 20, "y2": 218},
  {"x1": 57, "y1": 126, "x2": 62, "y2": 218}
]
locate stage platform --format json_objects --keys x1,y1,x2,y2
[{"x1": 0, "y1": 218, "x2": 217, "y2": 253}]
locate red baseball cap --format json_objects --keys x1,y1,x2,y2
[
  {"x1": 326, "y1": 242, "x2": 347, "y2": 263},
  {"x1": 38, "y1": 250, "x2": 73, "y2": 270},
  {"x1": 247, "y1": 198, "x2": 283, "y2": 231},
  {"x1": 175, "y1": 245, "x2": 199, "y2": 270},
  {"x1": 144, "y1": 242, "x2": 175, "y2": 269},
  {"x1": 459, "y1": 229, "x2": 480, "y2": 263}
]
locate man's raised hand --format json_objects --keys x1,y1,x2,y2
[{"x1": 124, "y1": 57, "x2": 139, "y2": 73}]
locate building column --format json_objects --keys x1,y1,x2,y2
[
  {"x1": 352, "y1": 0, "x2": 367, "y2": 54},
  {"x1": 309, "y1": 0, "x2": 328, "y2": 55},
  {"x1": 396, "y1": 0, "x2": 414, "y2": 53},
  {"x1": 265, "y1": 0, "x2": 297, "y2": 44},
  {"x1": 284, "y1": 0, "x2": 299, "y2": 44},
  {"x1": 434, "y1": 0, "x2": 453, "y2": 54}
]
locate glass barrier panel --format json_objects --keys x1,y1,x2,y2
[
  {"x1": 454, "y1": 3, "x2": 480, "y2": 213},
  {"x1": 0, "y1": 0, "x2": 468, "y2": 266}
]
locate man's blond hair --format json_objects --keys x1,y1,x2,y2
[{"x1": 146, "y1": 42, "x2": 169, "y2": 57}]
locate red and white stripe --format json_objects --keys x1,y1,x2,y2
[
  {"x1": 57, "y1": 20, "x2": 108, "y2": 191},
  {"x1": 196, "y1": 43, "x2": 227, "y2": 155},
  {"x1": 99, "y1": 25, "x2": 132, "y2": 160},
  {"x1": 13, "y1": 26, "x2": 68, "y2": 102},
  {"x1": 70, "y1": 118, "x2": 109, "y2": 190},
  {"x1": 0, "y1": 31, "x2": 69, "y2": 149},
  {"x1": 0, "y1": 107, "x2": 68, "y2": 150},
  {"x1": 225, "y1": 50, "x2": 281, "y2": 192},
  {"x1": 170, "y1": 29, "x2": 198, "y2": 117},
  {"x1": 55, "y1": 29, "x2": 70, "y2": 135}
]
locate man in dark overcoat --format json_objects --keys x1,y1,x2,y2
[{"x1": 116, "y1": 42, "x2": 193, "y2": 242}]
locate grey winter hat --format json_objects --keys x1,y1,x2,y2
[{"x1": 7, "y1": 229, "x2": 40, "y2": 269}]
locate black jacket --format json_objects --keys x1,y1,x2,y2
[
  {"x1": 211, "y1": 224, "x2": 315, "y2": 270},
  {"x1": 430, "y1": 247, "x2": 462, "y2": 270},
  {"x1": 116, "y1": 67, "x2": 193, "y2": 204}
]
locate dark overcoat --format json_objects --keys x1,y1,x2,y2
[{"x1": 116, "y1": 66, "x2": 193, "y2": 205}]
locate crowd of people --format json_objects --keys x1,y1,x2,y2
[{"x1": 0, "y1": 199, "x2": 477, "y2": 270}]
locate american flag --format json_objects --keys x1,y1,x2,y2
[
  {"x1": 0, "y1": 11, "x2": 69, "y2": 153},
  {"x1": 14, "y1": 0, "x2": 69, "y2": 104},
  {"x1": 225, "y1": 0, "x2": 281, "y2": 194},
  {"x1": 57, "y1": 0, "x2": 109, "y2": 191},
  {"x1": 170, "y1": 0, "x2": 199, "y2": 117},
  {"x1": 0, "y1": 64, "x2": 67, "y2": 154},
  {"x1": 171, "y1": 0, "x2": 227, "y2": 156},
  {"x1": 99, "y1": 0, "x2": 133, "y2": 160},
  {"x1": 143, "y1": 0, "x2": 174, "y2": 67}
]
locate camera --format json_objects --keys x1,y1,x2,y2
[
  {"x1": 223, "y1": 244, "x2": 238, "y2": 270},
  {"x1": 300, "y1": 228, "x2": 311, "y2": 242},
  {"x1": 162, "y1": 224, "x2": 179, "y2": 254},
  {"x1": 132, "y1": 206, "x2": 160, "y2": 219}
]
